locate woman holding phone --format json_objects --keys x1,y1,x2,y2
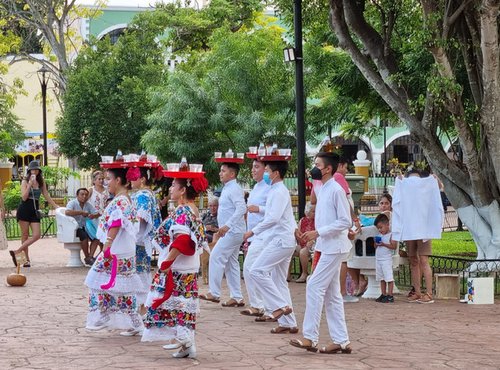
[{"x1": 9, "y1": 160, "x2": 59, "y2": 267}]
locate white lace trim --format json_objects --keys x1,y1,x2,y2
[
  {"x1": 136, "y1": 271, "x2": 152, "y2": 306},
  {"x1": 86, "y1": 311, "x2": 143, "y2": 330},
  {"x1": 85, "y1": 270, "x2": 144, "y2": 294},
  {"x1": 145, "y1": 293, "x2": 199, "y2": 314},
  {"x1": 141, "y1": 326, "x2": 194, "y2": 343}
]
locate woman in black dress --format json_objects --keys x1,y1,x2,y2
[{"x1": 9, "y1": 160, "x2": 59, "y2": 267}]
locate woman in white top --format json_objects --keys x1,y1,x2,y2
[{"x1": 87, "y1": 170, "x2": 109, "y2": 258}]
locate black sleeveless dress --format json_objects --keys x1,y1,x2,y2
[{"x1": 16, "y1": 187, "x2": 42, "y2": 223}]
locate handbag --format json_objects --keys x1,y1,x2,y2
[{"x1": 31, "y1": 187, "x2": 44, "y2": 219}]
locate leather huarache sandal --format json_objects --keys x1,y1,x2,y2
[
  {"x1": 289, "y1": 338, "x2": 318, "y2": 352},
  {"x1": 221, "y1": 298, "x2": 245, "y2": 307},
  {"x1": 270, "y1": 326, "x2": 299, "y2": 334},
  {"x1": 254, "y1": 315, "x2": 277, "y2": 322},
  {"x1": 319, "y1": 342, "x2": 352, "y2": 354},
  {"x1": 199, "y1": 293, "x2": 220, "y2": 303},
  {"x1": 240, "y1": 307, "x2": 264, "y2": 316},
  {"x1": 271, "y1": 306, "x2": 293, "y2": 320}
]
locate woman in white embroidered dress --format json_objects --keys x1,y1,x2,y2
[
  {"x1": 85, "y1": 167, "x2": 143, "y2": 332},
  {"x1": 142, "y1": 173, "x2": 208, "y2": 359}
]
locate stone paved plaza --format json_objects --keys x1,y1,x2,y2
[{"x1": 2, "y1": 238, "x2": 500, "y2": 369}]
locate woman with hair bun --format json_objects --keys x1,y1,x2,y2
[
  {"x1": 119, "y1": 166, "x2": 162, "y2": 336},
  {"x1": 142, "y1": 168, "x2": 208, "y2": 359},
  {"x1": 84, "y1": 167, "x2": 143, "y2": 333}
]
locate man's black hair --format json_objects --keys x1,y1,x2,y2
[
  {"x1": 76, "y1": 187, "x2": 89, "y2": 196},
  {"x1": 265, "y1": 161, "x2": 288, "y2": 179},
  {"x1": 223, "y1": 162, "x2": 240, "y2": 176},
  {"x1": 315, "y1": 152, "x2": 340, "y2": 173}
]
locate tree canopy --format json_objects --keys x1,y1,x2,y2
[
  {"x1": 55, "y1": 21, "x2": 166, "y2": 169},
  {"x1": 141, "y1": 17, "x2": 296, "y2": 183},
  {"x1": 276, "y1": 0, "x2": 500, "y2": 259}
]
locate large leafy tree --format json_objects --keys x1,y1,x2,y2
[
  {"x1": 1, "y1": 0, "x2": 104, "y2": 102},
  {"x1": 142, "y1": 20, "x2": 295, "y2": 183},
  {"x1": 56, "y1": 22, "x2": 166, "y2": 169},
  {"x1": 0, "y1": 14, "x2": 25, "y2": 159},
  {"x1": 276, "y1": 0, "x2": 500, "y2": 258}
]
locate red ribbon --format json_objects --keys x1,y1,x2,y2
[
  {"x1": 100, "y1": 248, "x2": 118, "y2": 290},
  {"x1": 151, "y1": 259, "x2": 175, "y2": 310}
]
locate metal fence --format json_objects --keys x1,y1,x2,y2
[
  {"x1": 395, "y1": 255, "x2": 500, "y2": 296},
  {"x1": 4, "y1": 215, "x2": 57, "y2": 240}
]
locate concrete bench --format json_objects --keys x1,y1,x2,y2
[{"x1": 347, "y1": 225, "x2": 401, "y2": 298}]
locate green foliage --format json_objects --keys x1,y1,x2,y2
[
  {"x1": 1, "y1": 181, "x2": 20, "y2": 212},
  {"x1": 142, "y1": 19, "x2": 295, "y2": 184},
  {"x1": 135, "y1": 0, "x2": 262, "y2": 55},
  {"x1": 56, "y1": 19, "x2": 166, "y2": 169},
  {"x1": 40, "y1": 166, "x2": 79, "y2": 192}
]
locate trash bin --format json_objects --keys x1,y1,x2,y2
[{"x1": 346, "y1": 174, "x2": 366, "y2": 211}]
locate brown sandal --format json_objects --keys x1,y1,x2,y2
[
  {"x1": 9, "y1": 251, "x2": 18, "y2": 267},
  {"x1": 271, "y1": 326, "x2": 299, "y2": 334},
  {"x1": 240, "y1": 308, "x2": 264, "y2": 316},
  {"x1": 289, "y1": 338, "x2": 318, "y2": 352},
  {"x1": 319, "y1": 342, "x2": 352, "y2": 354},
  {"x1": 221, "y1": 298, "x2": 245, "y2": 307},
  {"x1": 199, "y1": 293, "x2": 220, "y2": 303},
  {"x1": 271, "y1": 306, "x2": 293, "y2": 320},
  {"x1": 255, "y1": 315, "x2": 277, "y2": 322}
]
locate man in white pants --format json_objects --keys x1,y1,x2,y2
[
  {"x1": 200, "y1": 162, "x2": 246, "y2": 307},
  {"x1": 244, "y1": 160, "x2": 298, "y2": 333},
  {"x1": 290, "y1": 152, "x2": 353, "y2": 354},
  {"x1": 241, "y1": 159, "x2": 270, "y2": 317}
]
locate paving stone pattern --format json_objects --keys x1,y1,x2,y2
[{"x1": 1, "y1": 238, "x2": 500, "y2": 369}]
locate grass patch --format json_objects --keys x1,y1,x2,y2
[{"x1": 431, "y1": 231, "x2": 477, "y2": 257}]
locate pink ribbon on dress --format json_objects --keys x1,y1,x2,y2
[{"x1": 100, "y1": 248, "x2": 118, "y2": 290}]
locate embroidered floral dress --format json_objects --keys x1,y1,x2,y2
[
  {"x1": 131, "y1": 188, "x2": 162, "y2": 305},
  {"x1": 141, "y1": 205, "x2": 207, "y2": 344},
  {"x1": 84, "y1": 194, "x2": 143, "y2": 330}
]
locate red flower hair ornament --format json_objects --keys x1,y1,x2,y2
[
  {"x1": 191, "y1": 176, "x2": 208, "y2": 193},
  {"x1": 126, "y1": 167, "x2": 141, "y2": 181}
]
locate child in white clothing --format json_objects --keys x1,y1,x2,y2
[{"x1": 374, "y1": 214, "x2": 397, "y2": 303}]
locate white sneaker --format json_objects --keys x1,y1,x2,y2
[
  {"x1": 172, "y1": 344, "x2": 196, "y2": 358},
  {"x1": 343, "y1": 295, "x2": 359, "y2": 303},
  {"x1": 119, "y1": 328, "x2": 143, "y2": 336}
]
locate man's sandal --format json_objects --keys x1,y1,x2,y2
[
  {"x1": 254, "y1": 315, "x2": 277, "y2": 322},
  {"x1": 319, "y1": 342, "x2": 352, "y2": 354},
  {"x1": 240, "y1": 308, "x2": 264, "y2": 316},
  {"x1": 271, "y1": 306, "x2": 293, "y2": 320},
  {"x1": 221, "y1": 298, "x2": 245, "y2": 307},
  {"x1": 199, "y1": 293, "x2": 220, "y2": 303},
  {"x1": 289, "y1": 338, "x2": 318, "y2": 352},
  {"x1": 270, "y1": 326, "x2": 299, "y2": 334}
]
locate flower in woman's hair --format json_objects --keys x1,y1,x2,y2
[
  {"x1": 191, "y1": 176, "x2": 208, "y2": 193},
  {"x1": 126, "y1": 167, "x2": 141, "y2": 181}
]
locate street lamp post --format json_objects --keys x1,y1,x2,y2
[
  {"x1": 294, "y1": 0, "x2": 306, "y2": 219},
  {"x1": 37, "y1": 66, "x2": 50, "y2": 166}
]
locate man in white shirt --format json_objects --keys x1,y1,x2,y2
[
  {"x1": 200, "y1": 162, "x2": 247, "y2": 306},
  {"x1": 240, "y1": 159, "x2": 270, "y2": 317},
  {"x1": 290, "y1": 152, "x2": 353, "y2": 354},
  {"x1": 245, "y1": 160, "x2": 298, "y2": 333}
]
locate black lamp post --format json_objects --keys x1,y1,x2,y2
[
  {"x1": 37, "y1": 65, "x2": 50, "y2": 166},
  {"x1": 284, "y1": 0, "x2": 306, "y2": 219}
]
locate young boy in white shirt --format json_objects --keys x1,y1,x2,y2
[{"x1": 374, "y1": 214, "x2": 397, "y2": 303}]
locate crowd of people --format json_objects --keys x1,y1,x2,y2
[{"x1": 1, "y1": 152, "x2": 444, "y2": 358}]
